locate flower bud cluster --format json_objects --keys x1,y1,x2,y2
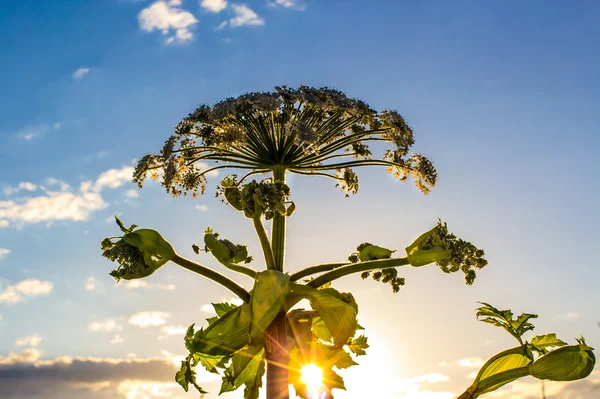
[
  {"x1": 360, "y1": 268, "x2": 406, "y2": 293},
  {"x1": 218, "y1": 176, "x2": 295, "y2": 219},
  {"x1": 417, "y1": 221, "x2": 487, "y2": 285}
]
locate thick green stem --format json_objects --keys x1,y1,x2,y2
[
  {"x1": 271, "y1": 167, "x2": 286, "y2": 272},
  {"x1": 222, "y1": 261, "x2": 257, "y2": 279},
  {"x1": 171, "y1": 254, "x2": 251, "y2": 303},
  {"x1": 253, "y1": 216, "x2": 276, "y2": 270},
  {"x1": 290, "y1": 262, "x2": 349, "y2": 282},
  {"x1": 307, "y1": 257, "x2": 410, "y2": 288},
  {"x1": 266, "y1": 167, "x2": 289, "y2": 399},
  {"x1": 472, "y1": 366, "x2": 530, "y2": 394}
]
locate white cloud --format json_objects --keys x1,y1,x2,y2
[
  {"x1": 118, "y1": 281, "x2": 176, "y2": 290},
  {"x1": 268, "y1": 0, "x2": 306, "y2": 11},
  {"x1": 138, "y1": 1, "x2": 198, "y2": 44},
  {"x1": 94, "y1": 166, "x2": 135, "y2": 192},
  {"x1": 128, "y1": 311, "x2": 170, "y2": 328},
  {"x1": 0, "y1": 348, "x2": 43, "y2": 365},
  {"x1": 85, "y1": 276, "x2": 96, "y2": 291},
  {"x1": 195, "y1": 204, "x2": 208, "y2": 211},
  {"x1": 15, "y1": 123, "x2": 60, "y2": 141},
  {"x1": 125, "y1": 189, "x2": 139, "y2": 198},
  {"x1": 0, "y1": 279, "x2": 53, "y2": 304},
  {"x1": 110, "y1": 334, "x2": 125, "y2": 344},
  {"x1": 88, "y1": 319, "x2": 123, "y2": 333},
  {"x1": 201, "y1": 0, "x2": 227, "y2": 12},
  {"x1": 215, "y1": 20, "x2": 228, "y2": 30},
  {"x1": 72, "y1": 67, "x2": 90, "y2": 80},
  {"x1": 117, "y1": 380, "x2": 179, "y2": 398},
  {"x1": 3, "y1": 182, "x2": 37, "y2": 196},
  {"x1": 0, "y1": 190, "x2": 105, "y2": 228},
  {"x1": 458, "y1": 357, "x2": 485, "y2": 368},
  {"x1": 15, "y1": 335, "x2": 42, "y2": 348},
  {"x1": 0, "y1": 248, "x2": 10, "y2": 260},
  {"x1": 229, "y1": 3, "x2": 264, "y2": 27},
  {"x1": 0, "y1": 165, "x2": 134, "y2": 228},
  {"x1": 158, "y1": 325, "x2": 187, "y2": 340},
  {"x1": 392, "y1": 373, "x2": 452, "y2": 399}
]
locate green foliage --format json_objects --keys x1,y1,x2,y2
[
  {"x1": 460, "y1": 305, "x2": 595, "y2": 399},
  {"x1": 476, "y1": 302, "x2": 537, "y2": 344}
]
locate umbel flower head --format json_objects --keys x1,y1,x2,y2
[{"x1": 133, "y1": 86, "x2": 438, "y2": 197}]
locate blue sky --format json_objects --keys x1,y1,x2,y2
[{"x1": 0, "y1": 0, "x2": 599, "y2": 398}]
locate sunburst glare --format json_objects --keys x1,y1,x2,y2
[{"x1": 301, "y1": 364, "x2": 324, "y2": 398}]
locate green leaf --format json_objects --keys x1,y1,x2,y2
[
  {"x1": 331, "y1": 349, "x2": 358, "y2": 369},
  {"x1": 187, "y1": 304, "x2": 252, "y2": 357},
  {"x1": 476, "y1": 302, "x2": 538, "y2": 343},
  {"x1": 529, "y1": 338, "x2": 596, "y2": 381},
  {"x1": 213, "y1": 302, "x2": 239, "y2": 317},
  {"x1": 250, "y1": 270, "x2": 290, "y2": 340},
  {"x1": 175, "y1": 356, "x2": 208, "y2": 394},
  {"x1": 358, "y1": 244, "x2": 395, "y2": 261},
  {"x1": 529, "y1": 333, "x2": 567, "y2": 355},
  {"x1": 220, "y1": 346, "x2": 265, "y2": 395},
  {"x1": 312, "y1": 316, "x2": 333, "y2": 343},
  {"x1": 347, "y1": 335, "x2": 369, "y2": 356},
  {"x1": 473, "y1": 345, "x2": 534, "y2": 395},
  {"x1": 287, "y1": 283, "x2": 358, "y2": 347}
]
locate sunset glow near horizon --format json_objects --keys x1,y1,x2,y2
[{"x1": 1, "y1": 1, "x2": 599, "y2": 398}]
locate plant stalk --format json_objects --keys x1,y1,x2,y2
[
  {"x1": 307, "y1": 257, "x2": 410, "y2": 288},
  {"x1": 253, "y1": 215, "x2": 276, "y2": 270},
  {"x1": 171, "y1": 254, "x2": 251, "y2": 303},
  {"x1": 266, "y1": 167, "x2": 290, "y2": 399}
]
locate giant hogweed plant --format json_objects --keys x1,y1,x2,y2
[{"x1": 100, "y1": 87, "x2": 594, "y2": 399}]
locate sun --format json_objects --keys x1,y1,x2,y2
[{"x1": 300, "y1": 364, "x2": 324, "y2": 396}]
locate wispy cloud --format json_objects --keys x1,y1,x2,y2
[
  {"x1": 15, "y1": 335, "x2": 42, "y2": 348},
  {"x1": 0, "y1": 248, "x2": 10, "y2": 261},
  {"x1": 118, "y1": 280, "x2": 176, "y2": 290},
  {"x1": 72, "y1": 67, "x2": 90, "y2": 80},
  {"x1": 128, "y1": 311, "x2": 170, "y2": 328},
  {"x1": 85, "y1": 276, "x2": 96, "y2": 291},
  {"x1": 0, "y1": 165, "x2": 134, "y2": 228},
  {"x1": 268, "y1": 0, "x2": 306, "y2": 11},
  {"x1": 15, "y1": 123, "x2": 60, "y2": 141},
  {"x1": 393, "y1": 373, "x2": 453, "y2": 399},
  {"x1": 93, "y1": 166, "x2": 135, "y2": 192},
  {"x1": 3, "y1": 182, "x2": 37, "y2": 196},
  {"x1": 458, "y1": 357, "x2": 485, "y2": 368},
  {"x1": 201, "y1": 0, "x2": 227, "y2": 12},
  {"x1": 124, "y1": 189, "x2": 139, "y2": 198},
  {"x1": 0, "y1": 279, "x2": 53, "y2": 304},
  {"x1": 158, "y1": 325, "x2": 187, "y2": 340},
  {"x1": 138, "y1": 0, "x2": 198, "y2": 44},
  {"x1": 229, "y1": 3, "x2": 264, "y2": 27},
  {"x1": 110, "y1": 334, "x2": 125, "y2": 344},
  {"x1": 195, "y1": 204, "x2": 208, "y2": 211},
  {"x1": 88, "y1": 319, "x2": 123, "y2": 333}
]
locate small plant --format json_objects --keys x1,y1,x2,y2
[{"x1": 100, "y1": 86, "x2": 594, "y2": 398}]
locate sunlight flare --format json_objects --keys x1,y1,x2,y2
[{"x1": 301, "y1": 364, "x2": 324, "y2": 398}]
